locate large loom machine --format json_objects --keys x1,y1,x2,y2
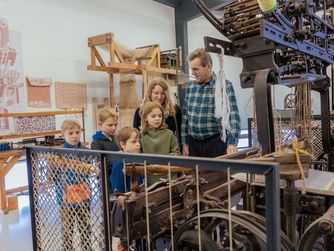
[{"x1": 109, "y1": 0, "x2": 334, "y2": 250}]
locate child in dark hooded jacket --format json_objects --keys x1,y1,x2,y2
[
  {"x1": 91, "y1": 107, "x2": 119, "y2": 151},
  {"x1": 91, "y1": 107, "x2": 119, "y2": 188}
]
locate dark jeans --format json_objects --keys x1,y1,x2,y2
[{"x1": 189, "y1": 134, "x2": 227, "y2": 157}]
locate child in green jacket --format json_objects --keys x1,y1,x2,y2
[{"x1": 140, "y1": 101, "x2": 181, "y2": 185}]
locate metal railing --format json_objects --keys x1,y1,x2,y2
[{"x1": 27, "y1": 146, "x2": 281, "y2": 251}]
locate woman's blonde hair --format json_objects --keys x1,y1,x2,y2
[
  {"x1": 141, "y1": 78, "x2": 175, "y2": 117},
  {"x1": 117, "y1": 127, "x2": 140, "y2": 150},
  {"x1": 140, "y1": 101, "x2": 167, "y2": 134},
  {"x1": 98, "y1": 107, "x2": 118, "y2": 123}
]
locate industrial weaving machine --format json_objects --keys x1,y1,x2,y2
[
  {"x1": 106, "y1": 1, "x2": 334, "y2": 250},
  {"x1": 25, "y1": 1, "x2": 334, "y2": 250}
]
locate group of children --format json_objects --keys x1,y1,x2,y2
[
  {"x1": 57, "y1": 101, "x2": 181, "y2": 250},
  {"x1": 91, "y1": 101, "x2": 181, "y2": 190}
]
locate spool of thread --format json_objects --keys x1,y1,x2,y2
[{"x1": 256, "y1": 0, "x2": 278, "y2": 14}]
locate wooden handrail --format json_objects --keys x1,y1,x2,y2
[{"x1": 0, "y1": 130, "x2": 62, "y2": 140}]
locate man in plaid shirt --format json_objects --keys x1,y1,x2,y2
[{"x1": 181, "y1": 48, "x2": 241, "y2": 157}]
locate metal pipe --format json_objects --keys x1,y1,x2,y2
[{"x1": 192, "y1": 0, "x2": 226, "y2": 35}]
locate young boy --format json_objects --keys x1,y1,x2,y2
[
  {"x1": 91, "y1": 108, "x2": 119, "y2": 189},
  {"x1": 91, "y1": 107, "x2": 119, "y2": 151},
  {"x1": 111, "y1": 127, "x2": 142, "y2": 251},
  {"x1": 110, "y1": 126, "x2": 141, "y2": 194},
  {"x1": 55, "y1": 119, "x2": 91, "y2": 251}
]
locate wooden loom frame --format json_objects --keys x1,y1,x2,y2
[
  {"x1": 92, "y1": 97, "x2": 110, "y2": 131},
  {"x1": 87, "y1": 32, "x2": 179, "y2": 107}
]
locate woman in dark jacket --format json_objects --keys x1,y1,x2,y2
[{"x1": 133, "y1": 77, "x2": 182, "y2": 144}]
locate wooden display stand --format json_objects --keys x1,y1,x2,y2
[{"x1": 0, "y1": 109, "x2": 85, "y2": 214}]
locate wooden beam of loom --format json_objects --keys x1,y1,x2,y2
[
  {"x1": 3, "y1": 154, "x2": 22, "y2": 176},
  {"x1": 124, "y1": 164, "x2": 193, "y2": 176},
  {"x1": 0, "y1": 128, "x2": 85, "y2": 141},
  {"x1": 90, "y1": 46, "x2": 96, "y2": 67},
  {"x1": 87, "y1": 65, "x2": 139, "y2": 74},
  {"x1": 92, "y1": 97, "x2": 110, "y2": 130},
  {"x1": 146, "y1": 66, "x2": 177, "y2": 75},
  {"x1": 113, "y1": 43, "x2": 125, "y2": 63},
  {"x1": 134, "y1": 44, "x2": 160, "y2": 65},
  {"x1": 0, "y1": 109, "x2": 83, "y2": 118},
  {"x1": 6, "y1": 185, "x2": 28, "y2": 195},
  {"x1": 110, "y1": 34, "x2": 115, "y2": 64},
  {"x1": 91, "y1": 33, "x2": 132, "y2": 64},
  {"x1": 146, "y1": 46, "x2": 161, "y2": 67},
  {"x1": 88, "y1": 33, "x2": 112, "y2": 47},
  {"x1": 0, "y1": 130, "x2": 62, "y2": 140},
  {"x1": 92, "y1": 47, "x2": 106, "y2": 67},
  {"x1": 44, "y1": 154, "x2": 97, "y2": 174},
  {"x1": 109, "y1": 62, "x2": 143, "y2": 72}
]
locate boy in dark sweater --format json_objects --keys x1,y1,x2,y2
[
  {"x1": 110, "y1": 126, "x2": 142, "y2": 194},
  {"x1": 111, "y1": 127, "x2": 142, "y2": 251}
]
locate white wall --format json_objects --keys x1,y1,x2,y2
[
  {"x1": 2, "y1": 0, "x2": 176, "y2": 140},
  {"x1": 187, "y1": 15, "x2": 323, "y2": 129},
  {"x1": 1, "y1": 0, "x2": 325, "y2": 137}
]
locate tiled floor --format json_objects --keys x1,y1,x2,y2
[
  {"x1": 0, "y1": 196, "x2": 33, "y2": 251},
  {"x1": 1, "y1": 161, "x2": 33, "y2": 251}
]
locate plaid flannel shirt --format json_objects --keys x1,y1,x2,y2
[{"x1": 181, "y1": 73, "x2": 241, "y2": 145}]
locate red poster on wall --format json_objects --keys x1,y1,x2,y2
[
  {"x1": 26, "y1": 76, "x2": 52, "y2": 108},
  {"x1": 55, "y1": 82, "x2": 87, "y2": 109}
]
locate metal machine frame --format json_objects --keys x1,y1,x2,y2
[{"x1": 194, "y1": 0, "x2": 334, "y2": 170}]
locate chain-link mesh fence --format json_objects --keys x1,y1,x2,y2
[{"x1": 27, "y1": 147, "x2": 108, "y2": 251}]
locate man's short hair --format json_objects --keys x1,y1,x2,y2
[
  {"x1": 61, "y1": 119, "x2": 81, "y2": 132},
  {"x1": 187, "y1": 48, "x2": 212, "y2": 67}
]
